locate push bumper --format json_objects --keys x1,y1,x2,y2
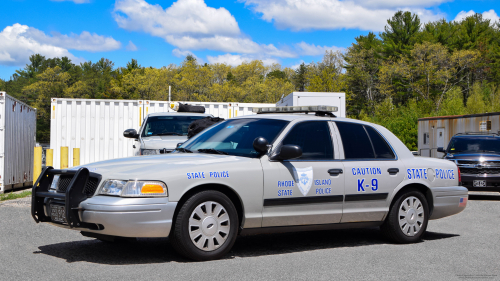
[
  {"x1": 32, "y1": 167, "x2": 177, "y2": 238},
  {"x1": 429, "y1": 186, "x2": 468, "y2": 220},
  {"x1": 461, "y1": 174, "x2": 500, "y2": 192}
]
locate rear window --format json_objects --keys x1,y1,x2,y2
[{"x1": 335, "y1": 122, "x2": 395, "y2": 160}]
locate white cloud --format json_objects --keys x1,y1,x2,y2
[
  {"x1": 207, "y1": 54, "x2": 279, "y2": 66},
  {"x1": 294, "y1": 42, "x2": 344, "y2": 56},
  {"x1": 0, "y1": 23, "x2": 120, "y2": 67},
  {"x1": 454, "y1": 9, "x2": 500, "y2": 24},
  {"x1": 26, "y1": 29, "x2": 121, "y2": 52},
  {"x1": 126, "y1": 41, "x2": 138, "y2": 51},
  {"x1": 242, "y1": 0, "x2": 444, "y2": 31},
  {"x1": 113, "y1": 0, "x2": 295, "y2": 57},
  {"x1": 0, "y1": 24, "x2": 78, "y2": 66},
  {"x1": 172, "y1": 49, "x2": 194, "y2": 58},
  {"x1": 351, "y1": 0, "x2": 449, "y2": 9},
  {"x1": 50, "y1": 0, "x2": 90, "y2": 3}
]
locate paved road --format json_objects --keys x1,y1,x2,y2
[{"x1": 0, "y1": 193, "x2": 499, "y2": 281}]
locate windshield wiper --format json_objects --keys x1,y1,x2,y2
[
  {"x1": 175, "y1": 147, "x2": 193, "y2": 153},
  {"x1": 197, "y1": 148, "x2": 228, "y2": 155},
  {"x1": 155, "y1": 132, "x2": 184, "y2": 136}
]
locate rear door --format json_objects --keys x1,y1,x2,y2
[
  {"x1": 261, "y1": 120, "x2": 345, "y2": 227},
  {"x1": 335, "y1": 122, "x2": 405, "y2": 223}
]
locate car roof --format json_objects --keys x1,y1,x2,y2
[
  {"x1": 232, "y1": 113, "x2": 375, "y2": 126},
  {"x1": 453, "y1": 134, "x2": 500, "y2": 139},
  {"x1": 147, "y1": 112, "x2": 212, "y2": 117}
]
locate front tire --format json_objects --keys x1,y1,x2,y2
[
  {"x1": 170, "y1": 190, "x2": 239, "y2": 261},
  {"x1": 381, "y1": 189, "x2": 429, "y2": 243}
]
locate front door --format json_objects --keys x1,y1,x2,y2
[{"x1": 261, "y1": 121, "x2": 345, "y2": 227}]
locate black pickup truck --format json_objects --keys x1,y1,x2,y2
[{"x1": 438, "y1": 133, "x2": 500, "y2": 192}]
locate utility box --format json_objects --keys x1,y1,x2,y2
[
  {"x1": 0, "y1": 92, "x2": 37, "y2": 193},
  {"x1": 418, "y1": 112, "x2": 500, "y2": 158},
  {"x1": 276, "y1": 92, "x2": 346, "y2": 117}
]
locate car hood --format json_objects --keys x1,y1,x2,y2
[
  {"x1": 73, "y1": 153, "x2": 252, "y2": 180},
  {"x1": 445, "y1": 153, "x2": 500, "y2": 160},
  {"x1": 141, "y1": 135, "x2": 188, "y2": 150}
]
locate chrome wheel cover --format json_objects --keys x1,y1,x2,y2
[
  {"x1": 398, "y1": 196, "x2": 425, "y2": 237},
  {"x1": 189, "y1": 201, "x2": 230, "y2": 251}
]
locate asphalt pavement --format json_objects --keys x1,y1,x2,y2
[{"x1": 0, "y1": 193, "x2": 499, "y2": 281}]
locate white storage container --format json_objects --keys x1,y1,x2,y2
[
  {"x1": 276, "y1": 92, "x2": 346, "y2": 117},
  {"x1": 0, "y1": 92, "x2": 37, "y2": 193},
  {"x1": 51, "y1": 98, "x2": 275, "y2": 168}
]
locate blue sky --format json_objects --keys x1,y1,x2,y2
[{"x1": 0, "y1": 0, "x2": 498, "y2": 80}]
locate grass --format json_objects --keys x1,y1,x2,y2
[{"x1": 0, "y1": 190, "x2": 32, "y2": 201}]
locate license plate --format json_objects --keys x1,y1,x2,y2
[
  {"x1": 50, "y1": 205, "x2": 66, "y2": 223},
  {"x1": 473, "y1": 180, "x2": 487, "y2": 187}
]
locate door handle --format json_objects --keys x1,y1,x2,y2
[
  {"x1": 388, "y1": 168, "x2": 399, "y2": 175},
  {"x1": 133, "y1": 145, "x2": 136, "y2": 148},
  {"x1": 328, "y1": 169, "x2": 343, "y2": 176}
]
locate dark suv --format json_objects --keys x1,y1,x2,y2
[{"x1": 438, "y1": 133, "x2": 500, "y2": 192}]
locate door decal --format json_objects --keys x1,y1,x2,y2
[{"x1": 293, "y1": 166, "x2": 313, "y2": 196}]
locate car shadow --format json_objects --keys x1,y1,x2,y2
[
  {"x1": 469, "y1": 194, "x2": 500, "y2": 201},
  {"x1": 34, "y1": 228, "x2": 458, "y2": 264}
]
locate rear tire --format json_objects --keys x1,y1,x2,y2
[
  {"x1": 381, "y1": 189, "x2": 429, "y2": 243},
  {"x1": 170, "y1": 190, "x2": 238, "y2": 261}
]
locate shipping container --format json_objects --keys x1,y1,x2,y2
[
  {"x1": 418, "y1": 112, "x2": 500, "y2": 158},
  {"x1": 50, "y1": 98, "x2": 275, "y2": 168},
  {"x1": 0, "y1": 92, "x2": 37, "y2": 193},
  {"x1": 276, "y1": 92, "x2": 346, "y2": 117}
]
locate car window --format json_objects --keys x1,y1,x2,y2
[
  {"x1": 447, "y1": 137, "x2": 500, "y2": 154},
  {"x1": 181, "y1": 118, "x2": 289, "y2": 158},
  {"x1": 141, "y1": 116, "x2": 207, "y2": 137},
  {"x1": 336, "y1": 122, "x2": 375, "y2": 159},
  {"x1": 281, "y1": 121, "x2": 333, "y2": 160},
  {"x1": 365, "y1": 126, "x2": 396, "y2": 159}
]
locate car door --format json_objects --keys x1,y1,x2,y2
[
  {"x1": 261, "y1": 120, "x2": 345, "y2": 227},
  {"x1": 334, "y1": 121, "x2": 405, "y2": 223}
]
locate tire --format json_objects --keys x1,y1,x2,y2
[
  {"x1": 170, "y1": 190, "x2": 239, "y2": 261},
  {"x1": 381, "y1": 189, "x2": 429, "y2": 244}
]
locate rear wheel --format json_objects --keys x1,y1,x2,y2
[
  {"x1": 170, "y1": 190, "x2": 238, "y2": 261},
  {"x1": 381, "y1": 189, "x2": 429, "y2": 243}
]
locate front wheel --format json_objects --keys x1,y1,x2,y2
[
  {"x1": 381, "y1": 189, "x2": 429, "y2": 243},
  {"x1": 170, "y1": 190, "x2": 239, "y2": 261}
]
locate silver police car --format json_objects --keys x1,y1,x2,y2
[{"x1": 32, "y1": 106, "x2": 468, "y2": 261}]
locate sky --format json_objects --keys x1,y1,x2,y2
[{"x1": 0, "y1": 0, "x2": 499, "y2": 80}]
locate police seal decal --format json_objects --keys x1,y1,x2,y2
[{"x1": 293, "y1": 166, "x2": 313, "y2": 196}]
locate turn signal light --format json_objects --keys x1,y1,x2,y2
[{"x1": 141, "y1": 184, "x2": 165, "y2": 194}]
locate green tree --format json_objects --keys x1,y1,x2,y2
[
  {"x1": 292, "y1": 62, "x2": 307, "y2": 91},
  {"x1": 380, "y1": 11, "x2": 421, "y2": 58}
]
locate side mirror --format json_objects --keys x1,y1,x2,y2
[
  {"x1": 253, "y1": 137, "x2": 270, "y2": 154},
  {"x1": 272, "y1": 145, "x2": 302, "y2": 160},
  {"x1": 437, "y1": 147, "x2": 445, "y2": 153},
  {"x1": 123, "y1": 129, "x2": 139, "y2": 139}
]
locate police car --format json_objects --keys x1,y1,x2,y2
[{"x1": 31, "y1": 106, "x2": 468, "y2": 261}]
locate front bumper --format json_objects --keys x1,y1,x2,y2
[
  {"x1": 461, "y1": 174, "x2": 500, "y2": 192},
  {"x1": 32, "y1": 167, "x2": 177, "y2": 238},
  {"x1": 429, "y1": 186, "x2": 468, "y2": 220}
]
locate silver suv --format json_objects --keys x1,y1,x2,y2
[{"x1": 123, "y1": 112, "x2": 212, "y2": 155}]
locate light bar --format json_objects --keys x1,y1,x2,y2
[{"x1": 252, "y1": 105, "x2": 338, "y2": 114}]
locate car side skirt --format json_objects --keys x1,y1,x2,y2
[{"x1": 239, "y1": 221, "x2": 383, "y2": 236}]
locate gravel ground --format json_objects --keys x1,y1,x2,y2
[{"x1": 0, "y1": 193, "x2": 499, "y2": 281}]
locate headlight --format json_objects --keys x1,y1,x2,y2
[
  {"x1": 140, "y1": 149, "x2": 159, "y2": 155},
  {"x1": 99, "y1": 180, "x2": 168, "y2": 197}
]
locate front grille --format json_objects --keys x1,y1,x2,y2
[
  {"x1": 460, "y1": 168, "x2": 500, "y2": 175},
  {"x1": 57, "y1": 176, "x2": 73, "y2": 193},
  {"x1": 457, "y1": 160, "x2": 478, "y2": 165},
  {"x1": 56, "y1": 175, "x2": 101, "y2": 196}
]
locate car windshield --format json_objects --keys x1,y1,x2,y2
[
  {"x1": 179, "y1": 118, "x2": 289, "y2": 158},
  {"x1": 142, "y1": 116, "x2": 207, "y2": 137},
  {"x1": 447, "y1": 137, "x2": 500, "y2": 154}
]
